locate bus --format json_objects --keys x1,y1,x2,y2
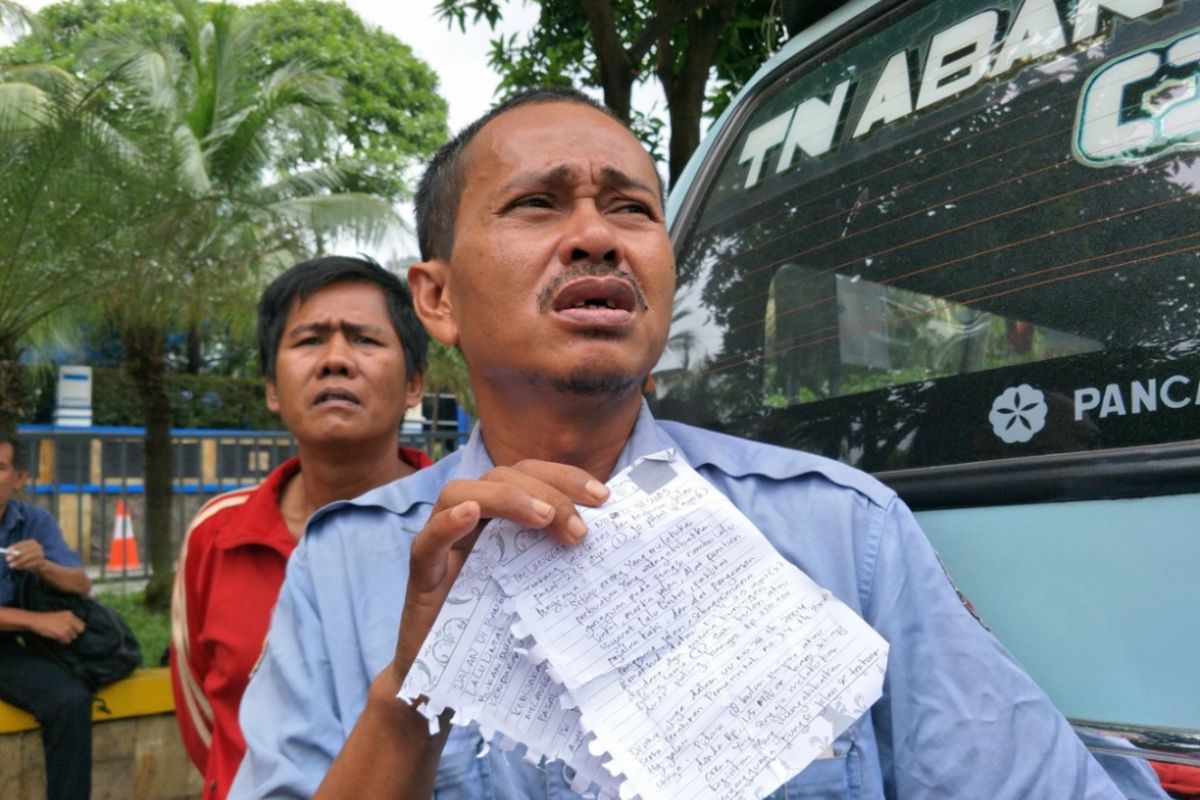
[{"x1": 652, "y1": 0, "x2": 1200, "y2": 790}]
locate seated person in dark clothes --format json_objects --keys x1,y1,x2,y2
[{"x1": 0, "y1": 432, "x2": 93, "y2": 800}]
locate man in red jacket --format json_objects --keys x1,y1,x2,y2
[{"x1": 169, "y1": 255, "x2": 433, "y2": 799}]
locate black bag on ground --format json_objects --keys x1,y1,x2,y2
[{"x1": 12, "y1": 572, "x2": 142, "y2": 692}]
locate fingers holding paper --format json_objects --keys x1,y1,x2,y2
[
  {"x1": 396, "y1": 460, "x2": 610, "y2": 680},
  {"x1": 317, "y1": 463, "x2": 610, "y2": 800}
]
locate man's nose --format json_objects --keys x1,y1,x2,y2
[
  {"x1": 318, "y1": 335, "x2": 355, "y2": 377},
  {"x1": 557, "y1": 202, "x2": 621, "y2": 267}
]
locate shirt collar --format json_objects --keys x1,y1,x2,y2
[
  {"x1": 452, "y1": 398, "x2": 676, "y2": 481},
  {"x1": 216, "y1": 456, "x2": 303, "y2": 549},
  {"x1": 336, "y1": 399, "x2": 679, "y2": 524},
  {"x1": 315, "y1": 401, "x2": 897, "y2": 528}
]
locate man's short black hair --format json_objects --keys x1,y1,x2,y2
[
  {"x1": 414, "y1": 86, "x2": 662, "y2": 262},
  {"x1": 257, "y1": 255, "x2": 428, "y2": 382},
  {"x1": 0, "y1": 432, "x2": 26, "y2": 471}
]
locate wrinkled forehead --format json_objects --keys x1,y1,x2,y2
[
  {"x1": 287, "y1": 280, "x2": 385, "y2": 318},
  {"x1": 461, "y1": 101, "x2": 661, "y2": 196}
]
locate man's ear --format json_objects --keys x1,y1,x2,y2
[
  {"x1": 408, "y1": 260, "x2": 459, "y2": 347},
  {"x1": 405, "y1": 369, "x2": 425, "y2": 412},
  {"x1": 14, "y1": 469, "x2": 28, "y2": 493},
  {"x1": 265, "y1": 378, "x2": 281, "y2": 414}
]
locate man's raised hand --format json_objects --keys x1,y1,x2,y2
[
  {"x1": 313, "y1": 461, "x2": 612, "y2": 800},
  {"x1": 394, "y1": 460, "x2": 610, "y2": 683}
]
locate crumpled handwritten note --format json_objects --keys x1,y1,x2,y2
[
  {"x1": 400, "y1": 525, "x2": 617, "y2": 797},
  {"x1": 399, "y1": 450, "x2": 889, "y2": 800}
]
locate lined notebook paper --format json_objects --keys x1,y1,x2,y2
[{"x1": 400, "y1": 450, "x2": 888, "y2": 800}]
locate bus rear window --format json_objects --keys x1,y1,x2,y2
[{"x1": 653, "y1": 0, "x2": 1200, "y2": 476}]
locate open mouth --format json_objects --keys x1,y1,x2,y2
[
  {"x1": 313, "y1": 388, "x2": 361, "y2": 406},
  {"x1": 547, "y1": 276, "x2": 642, "y2": 328}
]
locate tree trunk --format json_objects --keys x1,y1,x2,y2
[
  {"x1": 0, "y1": 340, "x2": 24, "y2": 437},
  {"x1": 124, "y1": 324, "x2": 175, "y2": 610},
  {"x1": 580, "y1": 0, "x2": 637, "y2": 121},
  {"x1": 662, "y1": 66, "x2": 705, "y2": 188},
  {"x1": 657, "y1": 0, "x2": 739, "y2": 187},
  {"x1": 185, "y1": 322, "x2": 202, "y2": 374}
]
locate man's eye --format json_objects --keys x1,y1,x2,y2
[
  {"x1": 354, "y1": 336, "x2": 380, "y2": 345},
  {"x1": 615, "y1": 200, "x2": 658, "y2": 219},
  {"x1": 513, "y1": 196, "x2": 554, "y2": 210}
]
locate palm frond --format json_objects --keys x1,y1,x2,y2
[
  {"x1": 204, "y1": 61, "x2": 341, "y2": 187},
  {"x1": 0, "y1": 0, "x2": 38, "y2": 39},
  {"x1": 0, "y1": 74, "x2": 148, "y2": 346},
  {"x1": 258, "y1": 161, "x2": 372, "y2": 200},
  {"x1": 0, "y1": 80, "x2": 49, "y2": 130},
  {"x1": 172, "y1": 121, "x2": 211, "y2": 192},
  {"x1": 265, "y1": 192, "x2": 404, "y2": 247}
]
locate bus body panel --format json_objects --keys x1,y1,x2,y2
[
  {"x1": 660, "y1": 0, "x2": 1200, "y2": 772},
  {"x1": 918, "y1": 496, "x2": 1200, "y2": 729}
]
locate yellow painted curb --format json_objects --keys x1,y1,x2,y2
[{"x1": 0, "y1": 667, "x2": 174, "y2": 734}]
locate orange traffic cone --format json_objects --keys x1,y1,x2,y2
[{"x1": 107, "y1": 499, "x2": 142, "y2": 571}]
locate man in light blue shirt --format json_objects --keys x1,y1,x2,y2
[{"x1": 232, "y1": 88, "x2": 1131, "y2": 799}]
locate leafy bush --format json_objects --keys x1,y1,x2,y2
[{"x1": 95, "y1": 587, "x2": 171, "y2": 668}]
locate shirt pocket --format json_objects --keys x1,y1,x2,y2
[{"x1": 764, "y1": 754, "x2": 858, "y2": 800}]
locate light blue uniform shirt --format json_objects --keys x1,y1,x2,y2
[{"x1": 232, "y1": 404, "x2": 1125, "y2": 799}]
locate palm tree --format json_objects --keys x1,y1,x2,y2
[
  {"x1": 81, "y1": 0, "x2": 400, "y2": 605},
  {"x1": 0, "y1": 0, "x2": 34, "y2": 37},
  {"x1": 0, "y1": 60, "x2": 137, "y2": 434}
]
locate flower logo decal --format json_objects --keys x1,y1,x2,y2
[{"x1": 989, "y1": 384, "x2": 1048, "y2": 443}]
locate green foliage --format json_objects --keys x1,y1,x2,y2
[
  {"x1": 16, "y1": 0, "x2": 417, "y2": 348},
  {"x1": 436, "y1": 0, "x2": 790, "y2": 182},
  {"x1": 95, "y1": 585, "x2": 170, "y2": 666},
  {"x1": 0, "y1": 0, "x2": 178, "y2": 68},
  {"x1": 0, "y1": 61, "x2": 148, "y2": 430},
  {"x1": 476, "y1": 4, "x2": 590, "y2": 95},
  {"x1": 629, "y1": 106, "x2": 666, "y2": 165},
  {"x1": 3, "y1": 0, "x2": 449, "y2": 203},
  {"x1": 1, "y1": 0, "x2": 432, "y2": 597},
  {"x1": 21, "y1": 365, "x2": 281, "y2": 429},
  {"x1": 425, "y1": 340, "x2": 475, "y2": 417},
  {"x1": 166, "y1": 373, "x2": 275, "y2": 429},
  {"x1": 704, "y1": 4, "x2": 790, "y2": 120},
  {"x1": 247, "y1": 0, "x2": 448, "y2": 201},
  {"x1": 93, "y1": 368, "x2": 279, "y2": 430}
]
